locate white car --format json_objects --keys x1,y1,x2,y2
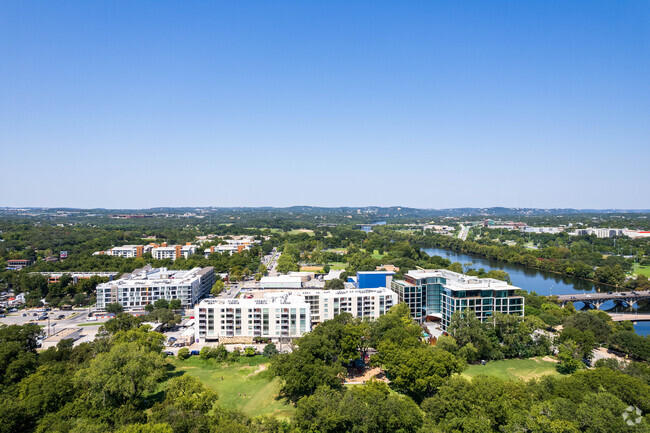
[{"x1": 86, "y1": 316, "x2": 98, "y2": 322}]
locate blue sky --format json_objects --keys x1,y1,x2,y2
[{"x1": 1, "y1": 1, "x2": 648, "y2": 209}]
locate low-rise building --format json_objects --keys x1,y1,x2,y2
[
  {"x1": 391, "y1": 269, "x2": 524, "y2": 330},
  {"x1": 152, "y1": 244, "x2": 197, "y2": 260},
  {"x1": 203, "y1": 236, "x2": 260, "y2": 256},
  {"x1": 259, "y1": 275, "x2": 304, "y2": 289},
  {"x1": 95, "y1": 265, "x2": 215, "y2": 309},
  {"x1": 6, "y1": 259, "x2": 31, "y2": 270}
]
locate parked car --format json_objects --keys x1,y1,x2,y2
[
  {"x1": 86, "y1": 316, "x2": 98, "y2": 322},
  {"x1": 33, "y1": 312, "x2": 38, "y2": 316},
  {"x1": 57, "y1": 314, "x2": 65, "y2": 320},
  {"x1": 190, "y1": 350, "x2": 200, "y2": 356},
  {"x1": 164, "y1": 351, "x2": 174, "y2": 356},
  {"x1": 22, "y1": 313, "x2": 27, "y2": 317},
  {"x1": 37, "y1": 315, "x2": 47, "y2": 321}
]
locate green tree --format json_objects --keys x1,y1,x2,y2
[
  {"x1": 211, "y1": 280, "x2": 225, "y2": 297},
  {"x1": 106, "y1": 303, "x2": 124, "y2": 314},
  {"x1": 263, "y1": 343, "x2": 279, "y2": 358},
  {"x1": 177, "y1": 348, "x2": 190, "y2": 360},
  {"x1": 324, "y1": 278, "x2": 345, "y2": 290},
  {"x1": 149, "y1": 375, "x2": 218, "y2": 433},
  {"x1": 244, "y1": 346, "x2": 256, "y2": 356},
  {"x1": 168, "y1": 299, "x2": 181, "y2": 310},
  {"x1": 153, "y1": 299, "x2": 169, "y2": 310},
  {"x1": 74, "y1": 342, "x2": 167, "y2": 407}
]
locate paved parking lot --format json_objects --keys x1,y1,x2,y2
[{"x1": 0, "y1": 307, "x2": 110, "y2": 344}]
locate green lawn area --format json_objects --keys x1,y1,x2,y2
[
  {"x1": 328, "y1": 262, "x2": 348, "y2": 270},
  {"x1": 286, "y1": 229, "x2": 314, "y2": 236},
  {"x1": 362, "y1": 249, "x2": 386, "y2": 260},
  {"x1": 634, "y1": 264, "x2": 650, "y2": 278},
  {"x1": 462, "y1": 357, "x2": 560, "y2": 382},
  {"x1": 167, "y1": 355, "x2": 294, "y2": 419}
]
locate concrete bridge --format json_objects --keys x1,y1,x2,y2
[
  {"x1": 607, "y1": 313, "x2": 650, "y2": 322},
  {"x1": 555, "y1": 290, "x2": 650, "y2": 309}
]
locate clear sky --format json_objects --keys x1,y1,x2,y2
[{"x1": 1, "y1": 1, "x2": 648, "y2": 209}]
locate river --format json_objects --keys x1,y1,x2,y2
[{"x1": 423, "y1": 247, "x2": 650, "y2": 336}]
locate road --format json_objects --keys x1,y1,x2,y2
[
  {"x1": 458, "y1": 225, "x2": 470, "y2": 241},
  {"x1": 264, "y1": 248, "x2": 280, "y2": 276}
]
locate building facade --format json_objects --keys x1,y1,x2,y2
[
  {"x1": 296, "y1": 288, "x2": 397, "y2": 325},
  {"x1": 95, "y1": 265, "x2": 215, "y2": 309},
  {"x1": 152, "y1": 244, "x2": 197, "y2": 260},
  {"x1": 194, "y1": 287, "x2": 397, "y2": 343},
  {"x1": 195, "y1": 294, "x2": 310, "y2": 343},
  {"x1": 391, "y1": 269, "x2": 524, "y2": 330}
]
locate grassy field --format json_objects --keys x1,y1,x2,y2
[
  {"x1": 462, "y1": 357, "x2": 560, "y2": 382},
  {"x1": 167, "y1": 355, "x2": 294, "y2": 419},
  {"x1": 634, "y1": 264, "x2": 650, "y2": 277},
  {"x1": 362, "y1": 249, "x2": 386, "y2": 260},
  {"x1": 286, "y1": 229, "x2": 314, "y2": 236},
  {"x1": 328, "y1": 262, "x2": 348, "y2": 270}
]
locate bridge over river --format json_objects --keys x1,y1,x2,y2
[{"x1": 555, "y1": 290, "x2": 650, "y2": 309}]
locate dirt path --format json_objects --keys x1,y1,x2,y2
[{"x1": 246, "y1": 364, "x2": 267, "y2": 377}]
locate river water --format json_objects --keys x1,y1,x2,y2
[{"x1": 423, "y1": 247, "x2": 650, "y2": 336}]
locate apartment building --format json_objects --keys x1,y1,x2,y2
[
  {"x1": 95, "y1": 265, "x2": 215, "y2": 309},
  {"x1": 391, "y1": 269, "x2": 524, "y2": 330},
  {"x1": 194, "y1": 287, "x2": 397, "y2": 343},
  {"x1": 195, "y1": 293, "x2": 310, "y2": 344},
  {"x1": 203, "y1": 237, "x2": 259, "y2": 257},
  {"x1": 152, "y1": 244, "x2": 197, "y2": 260},
  {"x1": 296, "y1": 288, "x2": 397, "y2": 325}
]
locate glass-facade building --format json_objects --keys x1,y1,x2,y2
[{"x1": 391, "y1": 270, "x2": 524, "y2": 330}]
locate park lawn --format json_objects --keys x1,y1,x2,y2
[
  {"x1": 328, "y1": 262, "x2": 348, "y2": 270},
  {"x1": 634, "y1": 264, "x2": 650, "y2": 278},
  {"x1": 462, "y1": 357, "x2": 560, "y2": 382},
  {"x1": 324, "y1": 248, "x2": 347, "y2": 253},
  {"x1": 167, "y1": 356, "x2": 294, "y2": 419},
  {"x1": 363, "y1": 249, "x2": 386, "y2": 260},
  {"x1": 287, "y1": 229, "x2": 315, "y2": 236}
]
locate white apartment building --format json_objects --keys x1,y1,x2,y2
[
  {"x1": 194, "y1": 287, "x2": 397, "y2": 343},
  {"x1": 195, "y1": 293, "x2": 310, "y2": 344},
  {"x1": 295, "y1": 288, "x2": 397, "y2": 325},
  {"x1": 95, "y1": 265, "x2": 215, "y2": 309},
  {"x1": 152, "y1": 244, "x2": 197, "y2": 260},
  {"x1": 203, "y1": 237, "x2": 259, "y2": 257},
  {"x1": 93, "y1": 245, "x2": 152, "y2": 257},
  {"x1": 110, "y1": 245, "x2": 144, "y2": 258}
]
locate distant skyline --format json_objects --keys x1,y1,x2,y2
[{"x1": 1, "y1": 1, "x2": 649, "y2": 209}]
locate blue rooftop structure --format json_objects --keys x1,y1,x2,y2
[{"x1": 356, "y1": 271, "x2": 394, "y2": 289}]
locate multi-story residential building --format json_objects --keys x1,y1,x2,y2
[
  {"x1": 203, "y1": 237, "x2": 259, "y2": 257},
  {"x1": 152, "y1": 244, "x2": 197, "y2": 260},
  {"x1": 194, "y1": 287, "x2": 397, "y2": 343},
  {"x1": 110, "y1": 245, "x2": 145, "y2": 258},
  {"x1": 95, "y1": 265, "x2": 215, "y2": 309},
  {"x1": 195, "y1": 293, "x2": 310, "y2": 344},
  {"x1": 296, "y1": 288, "x2": 397, "y2": 325},
  {"x1": 571, "y1": 228, "x2": 623, "y2": 238},
  {"x1": 391, "y1": 269, "x2": 524, "y2": 330}
]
